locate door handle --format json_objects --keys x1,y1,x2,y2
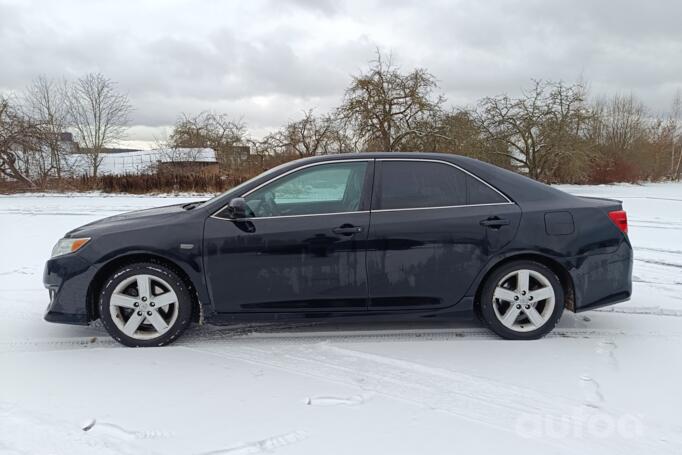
[
  {"x1": 480, "y1": 217, "x2": 510, "y2": 228},
  {"x1": 333, "y1": 225, "x2": 363, "y2": 236}
]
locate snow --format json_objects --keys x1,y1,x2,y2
[{"x1": 1, "y1": 183, "x2": 682, "y2": 454}]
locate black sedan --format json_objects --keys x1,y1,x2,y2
[{"x1": 44, "y1": 153, "x2": 633, "y2": 346}]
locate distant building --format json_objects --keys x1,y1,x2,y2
[
  {"x1": 62, "y1": 148, "x2": 218, "y2": 176},
  {"x1": 56, "y1": 132, "x2": 79, "y2": 154},
  {"x1": 101, "y1": 147, "x2": 141, "y2": 154}
]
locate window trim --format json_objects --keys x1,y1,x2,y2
[
  {"x1": 372, "y1": 158, "x2": 512, "y2": 213},
  {"x1": 210, "y1": 157, "x2": 513, "y2": 221}
]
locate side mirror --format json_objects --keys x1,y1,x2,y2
[{"x1": 227, "y1": 197, "x2": 248, "y2": 219}]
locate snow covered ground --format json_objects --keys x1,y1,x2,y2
[{"x1": 1, "y1": 184, "x2": 681, "y2": 454}]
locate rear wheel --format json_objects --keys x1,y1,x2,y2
[
  {"x1": 99, "y1": 262, "x2": 193, "y2": 347},
  {"x1": 479, "y1": 260, "x2": 564, "y2": 340}
]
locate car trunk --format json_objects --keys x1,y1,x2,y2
[{"x1": 578, "y1": 196, "x2": 623, "y2": 212}]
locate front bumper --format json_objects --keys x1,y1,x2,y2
[
  {"x1": 43, "y1": 254, "x2": 98, "y2": 325},
  {"x1": 571, "y1": 240, "x2": 633, "y2": 312}
]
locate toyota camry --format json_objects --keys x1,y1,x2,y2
[{"x1": 43, "y1": 153, "x2": 633, "y2": 346}]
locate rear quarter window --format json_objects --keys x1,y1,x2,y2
[{"x1": 467, "y1": 175, "x2": 508, "y2": 204}]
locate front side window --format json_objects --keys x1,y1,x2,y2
[
  {"x1": 377, "y1": 161, "x2": 467, "y2": 210},
  {"x1": 244, "y1": 161, "x2": 368, "y2": 217}
]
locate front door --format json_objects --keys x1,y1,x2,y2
[
  {"x1": 204, "y1": 160, "x2": 373, "y2": 313},
  {"x1": 366, "y1": 159, "x2": 520, "y2": 310}
]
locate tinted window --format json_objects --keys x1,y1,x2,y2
[
  {"x1": 244, "y1": 161, "x2": 368, "y2": 217},
  {"x1": 467, "y1": 175, "x2": 507, "y2": 204},
  {"x1": 378, "y1": 161, "x2": 467, "y2": 210}
]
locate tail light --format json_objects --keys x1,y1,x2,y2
[{"x1": 608, "y1": 210, "x2": 628, "y2": 235}]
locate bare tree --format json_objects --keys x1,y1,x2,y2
[
  {"x1": 169, "y1": 111, "x2": 246, "y2": 169},
  {"x1": 475, "y1": 80, "x2": 591, "y2": 181},
  {"x1": 596, "y1": 94, "x2": 648, "y2": 155},
  {"x1": 23, "y1": 76, "x2": 71, "y2": 181},
  {"x1": 398, "y1": 109, "x2": 510, "y2": 165},
  {"x1": 337, "y1": 50, "x2": 445, "y2": 152},
  {"x1": 325, "y1": 115, "x2": 365, "y2": 154},
  {"x1": 668, "y1": 92, "x2": 682, "y2": 180},
  {"x1": 170, "y1": 112, "x2": 246, "y2": 149},
  {"x1": 587, "y1": 94, "x2": 653, "y2": 181},
  {"x1": 0, "y1": 96, "x2": 45, "y2": 186},
  {"x1": 65, "y1": 73, "x2": 132, "y2": 177},
  {"x1": 264, "y1": 109, "x2": 351, "y2": 157}
]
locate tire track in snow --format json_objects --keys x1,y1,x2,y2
[
  {"x1": 629, "y1": 222, "x2": 682, "y2": 231},
  {"x1": 594, "y1": 306, "x2": 682, "y2": 317},
  {"x1": 0, "y1": 336, "x2": 117, "y2": 353},
  {"x1": 635, "y1": 258, "x2": 682, "y2": 269},
  {"x1": 195, "y1": 431, "x2": 308, "y2": 455},
  {"x1": 1, "y1": 309, "x2": 680, "y2": 355},
  {"x1": 185, "y1": 343, "x2": 681, "y2": 454},
  {"x1": 636, "y1": 247, "x2": 682, "y2": 256},
  {"x1": 0, "y1": 266, "x2": 35, "y2": 276},
  {"x1": 0, "y1": 325, "x2": 651, "y2": 354}
]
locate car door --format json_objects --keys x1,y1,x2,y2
[
  {"x1": 203, "y1": 159, "x2": 373, "y2": 313},
  {"x1": 366, "y1": 159, "x2": 521, "y2": 310}
]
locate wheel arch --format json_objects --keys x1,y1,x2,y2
[
  {"x1": 473, "y1": 253, "x2": 576, "y2": 312},
  {"x1": 87, "y1": 253, "x2": 203, "y2": 324}
]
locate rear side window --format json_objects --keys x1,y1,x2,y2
[
  {"x1": 377, "y1": 161, "x2": 467, "y2": 210},
  {"x1": 467, "y1": 175, "x2": 508, "y2": 204}
]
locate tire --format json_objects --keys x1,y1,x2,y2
[
  {"x1": 99, "y1": 262, "x2": 193, "y2": 347},
  {"x1": 478, "y1": 260, "x2": 564, "y2": 340}
]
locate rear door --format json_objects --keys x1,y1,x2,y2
[{"x1": 366, "y1": 159, "x2": 521, "y2": 310}]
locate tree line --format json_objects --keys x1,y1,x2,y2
[
  {"x1": 2, "y1": 51, "x2": 681, "y2": 191},
  {"x1": 1, "y1": 73, "x2": 131, "y2": 186}
]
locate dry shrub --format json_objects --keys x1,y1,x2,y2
[
  {"x1": 0, "y1": 154, "x2": 302, "y2": 194},
  {"x1": 588, "y1": 159, "x2": 642, "y2": 184}
]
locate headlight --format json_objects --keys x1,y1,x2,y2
[{"x1": 51, "y1": 238, "x2": 91, "y2": 258}]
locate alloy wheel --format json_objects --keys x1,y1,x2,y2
[
  {"x1": 109, "y1": 274, "x2": 179, "y2": 340},
  {"x1": 492, "y1": 269, "x2": 556, "y2": 332}
]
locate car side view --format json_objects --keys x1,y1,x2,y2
[{"x1": 43, "y1": 153, "x2": 633, "y2": 347}]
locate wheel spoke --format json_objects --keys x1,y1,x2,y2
[
  {"x1": 122, "y1": 311, "x2": 145, "y2": 336},
  {"x1": 529, "y1": 287, "x2": 554, "y2": 302},
  {"x1": 516, "y1": 270, "x2": 530, "y2": 294},
  {"x1": 524, "y1": 307, "x2": 545, "y2": 327},
  {"x1": 136, "y1": 275, "x2": 151, "y2": 300},
  {"x1": 501, "y1": 305, "x2": 522, "y2": 327},
  {"x1": 493, "y1": 287, "x2": 518, "y2": 303},
  {"x1": 153, "y1": 292, "x2": 176, "y2": 308},
  {"x1": 146, "y1": 310, "x2": 169, "y2": 333},
  {"x1": 110, "y1": 293, "x2": 138, "y2": 309}
]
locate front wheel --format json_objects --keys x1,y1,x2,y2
[
  {"x1": 478, "y1": 260, "x2": 564, "y2": 340},
  {"x1": 99, "y1": 262, "x2": 193, "y2": 347}
]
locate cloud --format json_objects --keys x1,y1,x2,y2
[{"x1": 1, "y1": 0, "x2": 681, "y2": 144}]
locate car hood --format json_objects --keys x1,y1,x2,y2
[{"x1": 66, "y1": 203, "x2": 190, "y2": 237}]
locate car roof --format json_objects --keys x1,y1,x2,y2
[
  {"x1": 297, "y1": 152, "x2": 573, "y2": 203},
  {"x1": 297, "y1": 152, "x2": 459, "y2": 162},
  {"x1": 203, "y1": 152, "x2": 575, "y2": 211}
]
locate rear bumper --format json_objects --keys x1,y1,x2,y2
[
  {"x1": 43, "y1": 254, "x2": 97, "y2": 326},
  {"x1": 571, "y1": 240, "x2": 633, "y2": 312}
]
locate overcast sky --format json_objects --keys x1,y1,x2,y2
[{"x1": 1, "y1": 0, "x2": 681, "y2": 148}]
